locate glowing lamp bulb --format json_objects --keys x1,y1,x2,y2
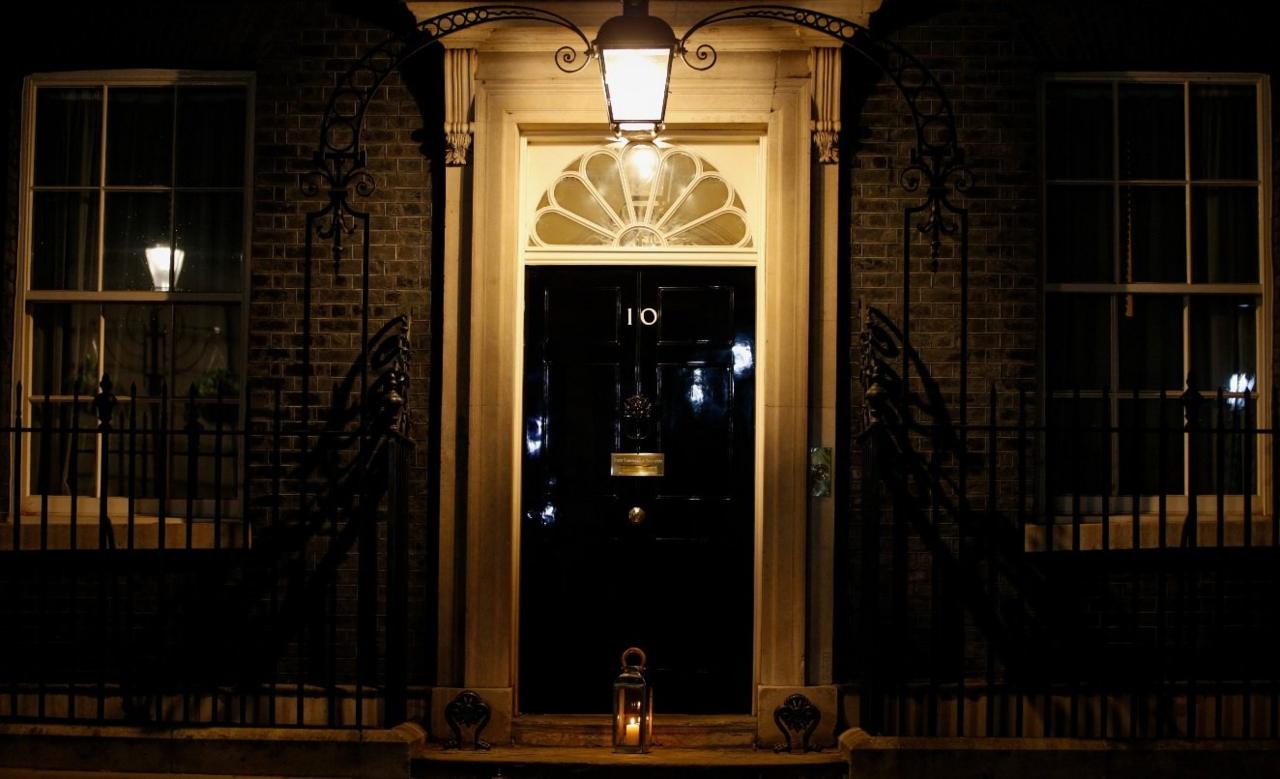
[{"x1": 146, "y1": 244, "x2": 185, "y2": 292}]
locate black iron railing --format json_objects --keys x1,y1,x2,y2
[
  {"x1": 0, "y1": 319, "x2": 415, "y2": 729},
  {"x1": 853, "y1": 343, "x2": 1280, "y2": 739}
]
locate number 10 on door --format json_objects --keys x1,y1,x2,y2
[{"x1": 627, "y1": 307, "x2": 659, "y2": 326}]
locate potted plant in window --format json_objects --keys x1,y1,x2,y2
[{"x1": 194, "y1": 367, "x2": 239, "y2": 427}]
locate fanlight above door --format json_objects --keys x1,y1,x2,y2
[{"x1": 530, "y1": 144, "x2": 752, "y2": 249}]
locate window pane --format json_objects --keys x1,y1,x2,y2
[
  {"x1": 663, "y1": 177, "x2": 729, "y2": 232},
  {"x1": 1191, "y1": 400, "x2": 1257, "y2": 496},
  {"x1": 1117, "y1": 398, "x2": 1184, "y2": 496},
  {"x1": 1192, "y1": 186, "x2": 1258, "y2": 283},
  {"x1": 1122, "y1": 186, "x2": 1184, "y2": 282},
  {"x1": 104, "y1": 304, "x2": 170, "y2": 399},
  {"x1": 1047, "y1": 397, "x2": 1108, "y2": 496},
  {"x1": 172, "y1": 394, "x2": 240, "y2": 502},
  {"x1": 106, "y1": 87, "x2": 173, "y2": 185},
  {"x1": 668, "y1": 213, "x2": 748, "y2": 246},
  {"x1": 103, "y1": 192, "x2": 171, "y2": 290},
  {"x1": 30, "y1": 191, "x2": 98, "y2": 290},
  {"x1": 174, "y1": 192, "x2": 243, "y2": 291},
  {"x1": 1045, "y1": 82, "x2": 1112, "y2": 179},
  {"x1": 584, "y1": 152, "x2": 627, "y2": 222},
  {"x1": 534, "y1": 211, "x2": 611, "y2": 245},
  {"x1": 175, "y1": 86, "x2": 246, "y2": 187},
  {"x1": 1046, "y1": 294, "x2": 1109, "y2": 390},
  {"x1": 34, "y1": 87, "x2": 102, "y2": 187},
  {"x1": 172, "y1": 304, "x2": 240, "y2": 399},
  {"x1": 171, "y1": 306, "x2": 241, "y2": 503},
  {"x1": 1045, "y1": 185, "x2": 1113, "y2": 283},
  {"x1": 1191, "y1": 84, "x2": 1257, "y2": 180},
  {"x1": 1119, "y1": 295, "x2": 1182, "y2": 390},
  {"x1": 104, "y1": 400, "x2": 165, "y2": 500},
  {"x1": 1119, "y1": 84, "x2": 1183, "y2": 180},
  {"x1": 30, "y1": 303, "x2": 99, "y2": 396},
  {"x1": 27, "y1": 402, "x2": 97, "y2": 496},
  {"x1": 1190, "y1": 296, "x2": 1256, "y2": 396}
]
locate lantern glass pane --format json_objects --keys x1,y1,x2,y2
[
  {"x1": 612, "y1": 683, "x2": 648, "y2": 751},
  {"x1": 602, "y1": 48, "x2": 669, "y2": 124}
]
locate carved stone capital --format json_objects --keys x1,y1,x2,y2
[
  {"x1": 810, "y1": 47, "x2": 842, "y2": 165},
  {"x1": 812, "y1": 126, "x2": 840, "y2": 164},
  {"x1": 445, "y1": 125, "x2": 473, "y2": 166},
  {"x1": 444, "y1": 49, "x2": 476, "y2": 166}
]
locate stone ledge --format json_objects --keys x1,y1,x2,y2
[
  {"x1": 415, "y1": 745, "x2": 844, "y2": 766},
  {"x1": 839, "y1": 727, "x2": 1280, "y2": 779},
  {"x1": 0, "y1": 722, "x2": 425, "y2": 778},
  {"x1": 413, "y1": 744, "x2": 846, "y2": 777}
]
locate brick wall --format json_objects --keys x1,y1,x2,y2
[
  {"x1": 841, "y1": 0, "x2": 1041, "y2": 685},
  {"x1": 248, "y1": 1, "x2": 438, "y2": 687},
  {"x1": 0, "y1": 0, "x2": 442, "y2": 717},
  {"x1": 840, "y1": 0, "x2": 1280, "y2": 733}
]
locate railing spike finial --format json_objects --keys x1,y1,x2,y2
[{"x1": 92, "y1": 373, "x2": 118, "y2": 427}]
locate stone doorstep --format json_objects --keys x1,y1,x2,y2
[
  {"x1": 0, "y1": 722, "x2": 427, "y2": 779},
  {"x1": 412, "y1": 745, "x2": 847, "y2": 778},
  {"x1": 511, "y1": 714, "x2": 757, "y2": 748},
  {"x1": 840, "y1": 728, "x2": 1280, "y2": 779},
  {"x1": 428, "y1": 685, "x2": 838, "y2": 750}
]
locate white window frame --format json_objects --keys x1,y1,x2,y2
[
  {"x1": 1038, "y1": 72, "x2": 1274, "y2": 542},
  {"x1": 11, "y1": 70, "x2": 254, "y2": 528}
]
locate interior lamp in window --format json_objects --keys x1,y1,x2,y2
[
  {"x1": 1227, "y1": 372, "x2": 1255, "y2": 411},
  {"x1": 595, "y1": 0, "x2": 677, "y2": 138},
  {"x1": 145, "y1": 244, "x2": 185, "y2": 292}
]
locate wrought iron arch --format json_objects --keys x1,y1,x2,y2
[
  {"x1": 300, "y1": 5, "x2": 974, "y2": 720},
  {"x1": 304, "y1": 3, "x2": 973, "y2": 409},
  {"x1": 307, "y1": 4, "x2": 970, "y2": 266}
]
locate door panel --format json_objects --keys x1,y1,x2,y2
[{"x1": 520, "y1": 265, "x2": 755, "y2": 714}]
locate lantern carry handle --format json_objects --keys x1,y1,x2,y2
[{"x1": 621, "y1": 647, "x2": 647, "y2": 669}]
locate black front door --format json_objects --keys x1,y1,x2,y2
[{"x1": 519, "y1": 265, "x2": 755, "y2": 714}]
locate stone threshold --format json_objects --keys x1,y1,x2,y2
[
  {"x1": 511, "y1": 713, "x2": 758, "y2": 748},
  {"x1": 413, "y1": 745, "x2": 845, "y2": 768}
]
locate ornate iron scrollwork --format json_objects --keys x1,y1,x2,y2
[
  {"x1": 309, "y1": 6, "x2": 592, "y2": 266},
  {"x1": 443, "y1": 689, "x2": 492, "y2": 750},
  {"x1": 369, "y1": 314, "x2": 412, "y2": 441},
  {"x1": 677, "y1": 5, "x2": 972, "y2": 272},
  {"x1": 772, "y1": 693, "x2": 821, "y2": 753}
]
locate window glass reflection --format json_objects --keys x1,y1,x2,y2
[
  {"x1": 35, "y1": 87, "x2": 102, "y2": 187},
  {"x1": 31, "y1": 191, "x2": 98, "y2": 290},
  {"x1": 175, "y1": 192, "x2": 243, "y2": 291},
  {"x1": 1191, "y1": 84, "x2": 1257, "y2": 180},
  {"x1": 103, "y1": 192, "x2": 171, "y2": 290},
  {"x1": 1190, "y1": 296, "x2": 1256, "y2": 395},
  {"x1": 1045, "y1": 82, "x2": 1112, "y2": 180},
  {"x1": 103, "y1": 304, "x2": 170, "y2": 398},
  {"x1": 176, "y1": 86, "x2": 246, "y2": 187},
  {"x1": 1192, "y1": 186, "x2": 1258, "y2": 283},
  {"x1": 30, "y1": 303, "x2": 99, "y2": 396},
  {"x1": 107, "y1": 87, "x2": 173, "y2": 186}
]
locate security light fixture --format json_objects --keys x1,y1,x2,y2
[{"x1": 594, "y1": 0, "x2": 677, "y2": 138}]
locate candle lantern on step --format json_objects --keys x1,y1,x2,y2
[{"x1": 612, "y1": 646, "x2": 652, "y2": 753}]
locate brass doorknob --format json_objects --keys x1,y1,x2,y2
[{"x1": 627, "y1": 506, "x2": 646, "y2": 525}]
